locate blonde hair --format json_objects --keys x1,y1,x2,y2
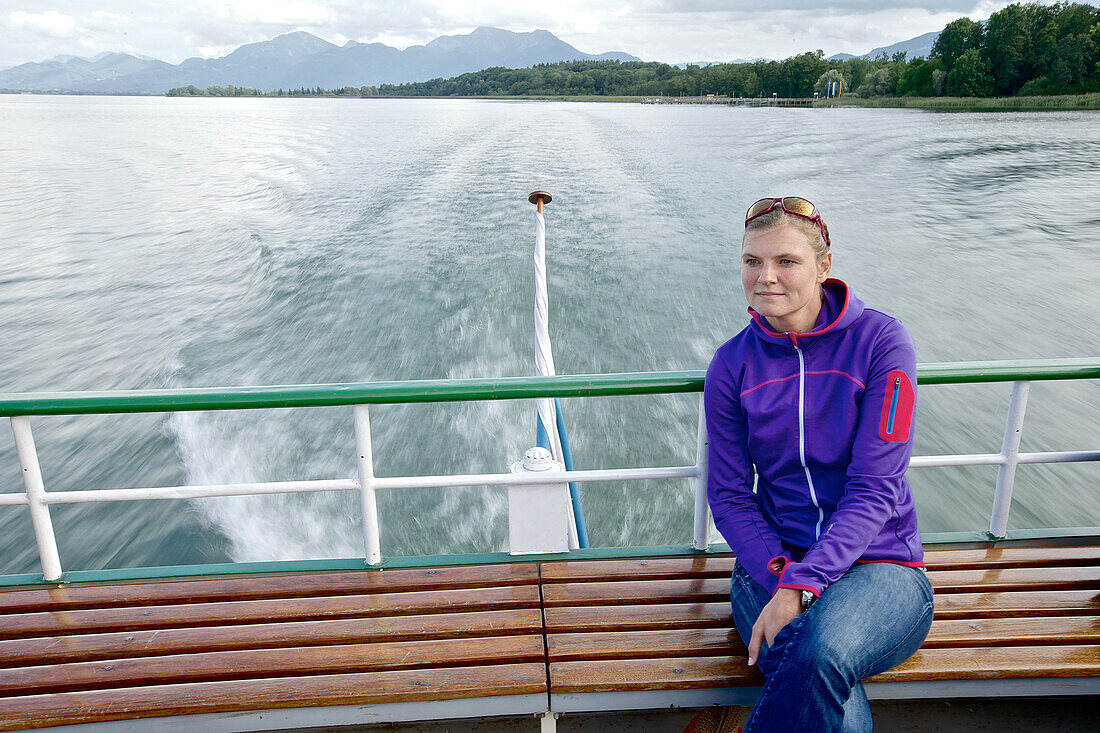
[{"x1": 743, "y1": 208, "x2": 831, "y2": 262}]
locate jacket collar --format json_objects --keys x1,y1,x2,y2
[{"x1": 747, "y1": 278, "x2": 864, "y2": 346}]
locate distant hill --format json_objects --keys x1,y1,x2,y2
[
  {"x1": 674, "y1": 59, "x2": 767, "y2": 68},
  {"x1": 0, "y1": 27, "x2": 640, "y2": 94},
  {"x1": 862, "y1": 31, "x2": 939, "y2": 60},
  {"x1": 828, "y1": 30, "x2": 940, "y2": 61}
]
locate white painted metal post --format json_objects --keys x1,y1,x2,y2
[
  {"x1": 692, "y1": 395, "x2": 710, "y2": 550},
  {"x1": 11, "y1": 416, "x2": 63, "y2": 581},
  {"x1": 353, "y1": 405, "x2": 382, "y2": 565},
  {"x1": 540, "y1": 712, "x2": 558, "y2": 732},
  {"x1": 508, "y1": 447, "x2": 572, "y2": 555},
  {"x1": 989, "y1": 381, "x2": 1030, "y2": 538}
]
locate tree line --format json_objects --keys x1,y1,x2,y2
[
  {"x1": 168, "y1": 3, "x2": 1100, "y2": 100},
  {"x1": 166, "y1": 85, "x2": 369, "y2": 97}
]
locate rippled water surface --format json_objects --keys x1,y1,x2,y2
[{"x1": 1, "y1": 96, "x2": 1097, "y2": 575}]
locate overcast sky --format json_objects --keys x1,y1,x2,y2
[{"x1": 0, "y1": 1, "x2": 1036, "y2": 68}]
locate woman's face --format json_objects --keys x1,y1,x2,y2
[{"x1": 741, "y1": 224, "x2": 832, "y2": 334}]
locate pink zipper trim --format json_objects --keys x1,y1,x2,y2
[
  {"x1": 740, "y1": 370, "x2": 865, "y2": 398},
  {"x1": 749, "y1": 277, "x2": 851, "y2": 339}
]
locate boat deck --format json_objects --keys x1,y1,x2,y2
[{"x1": 0, "y1": 539, "x2": 1097, "y2": 731}]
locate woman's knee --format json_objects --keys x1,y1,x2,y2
[{"x1": 773, "y1": 621, "x2": 862, "y2": 684}]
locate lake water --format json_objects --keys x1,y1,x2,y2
[{"x1": 0, "y1": 96, "x2": 1097, "y2": 575}]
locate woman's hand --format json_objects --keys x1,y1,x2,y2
[{"x1": 747, "y1": 588, "x2": 804, "y2": 666}]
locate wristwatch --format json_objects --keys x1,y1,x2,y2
[{"x1": 801, "y1": 590, "x2": 817, "y2": 611}]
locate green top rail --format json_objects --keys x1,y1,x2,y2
[{"x1": 0, "y1": 358, "x2": 1096, "y2": 417}]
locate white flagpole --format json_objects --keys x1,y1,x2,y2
[
  {"x1": 529, "y1": 190, "x2": 563, "y2": 464},
  {"x1": 529, "y1": 190, "x2": 578, "y2": 549}
]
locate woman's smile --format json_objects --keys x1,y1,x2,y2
[{"x1": 741, "y1": 224, "x2": 831, "y2": 334}]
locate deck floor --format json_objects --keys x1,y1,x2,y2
[{"x1": 302, "y1": 698, "x2": 1099, "y2": 732}]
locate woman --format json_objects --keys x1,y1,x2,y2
[{"x1": 702, "y1": 197, "x2": 933, "y2": 732}]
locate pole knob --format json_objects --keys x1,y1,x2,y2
[{"x1": 528, "y1": 190, "x2": 552, "y2": 205}]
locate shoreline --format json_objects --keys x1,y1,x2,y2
[
  {"x1": 4, "y1": 90, "x2": 1098, "y2": 110},
  {"x1": 813, "y1": 93, "x2": 1100, "y2": 111}
]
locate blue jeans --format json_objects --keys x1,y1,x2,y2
[{"x1": 730, "y1": 560, "x2": 934, "y2": 732}]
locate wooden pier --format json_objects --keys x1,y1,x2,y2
[{"x1": 642, "y1": 96, "x2": 817, "y2": 107}]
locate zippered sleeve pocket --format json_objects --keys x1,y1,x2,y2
[{"x1": 878, "y1": 370, "x2": 915, "y2": 442}]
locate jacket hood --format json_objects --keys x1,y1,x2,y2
[{"x1": 748, "y1": 278, "x2": 865, "y2": 346}]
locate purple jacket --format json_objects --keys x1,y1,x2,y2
[{"x1": 705, "y1": 279, "x2": 923, "y2": 598}]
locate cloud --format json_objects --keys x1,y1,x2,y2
[
  {"x1": 554, "y1": 2, "x2": 1013, "y2": 60},
  {"x1": 646, "y1": 1, "x2": 986, "y2": 11},
  {"x1": 7, "y1": 10, "x2": 82, "y2": 38},
  {"x1": 0, "y1": 1, "x2": 1039, "y2": 70},
  {"x1": 86, "y1": 11, "x2": 133, "y2": 30},
  {"x1": 203, "y1": 0, "x2": 332, "y2": 25}
]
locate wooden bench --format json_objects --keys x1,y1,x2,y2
[
  {"x1": 0, "y1": 563, "x2": 548, "y2": 732},
  {"x1": 0, "y1": 542, "x2": 1096, "y2": 731},
  {"x1": 542, "y1": 541, "x2": 1100, "y2": 715}
]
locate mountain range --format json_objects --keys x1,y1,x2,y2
[
  {"x1": 0, "y1": 27, "x2": 639, "y2": 93},
  {"x1": 827, "y1": 31, "x2": 940, "y2": 62},
  {"x1": 0, "y1": 27, "x2": 941, "y2": 94}
]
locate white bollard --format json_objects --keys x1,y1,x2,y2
[{"x1": 508, "y1": 447, "x2": 572, "y2": 555}]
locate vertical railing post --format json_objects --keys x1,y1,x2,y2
[
  {"x1": 988, "y1": 381, "x2": 1030, "y2": 539},
  {"x1": 692, "y1": 396, "x2": 710, "y2": 551},
  {"x1": 353, "y1": 405, "x2": 382, "y2": 565},
  {"x1": 10, "y1": 416, "x2": 63, "y2": 581}
]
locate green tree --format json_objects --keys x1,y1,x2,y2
[
  {"x1": 896, "y1": 58, "x2": 940, "y2": 96},
  {"x1": 814, "y1": 69, "x2": 847, "y2": 97},
  {"x1": 984, "y1": 2, "x2": 1040, "y2": 95},
  {"x1": 779, "y1": 50, "x2": 827, "y2": 97},
  {"x1": 946, "y1": 48, "x2": 993, "y2": 96},
  {"x1": 932, "y1": 68, "x2": 947, "y2": 95},
  {"x1": 1051, "y1": 30, "x2": 1097, "y2": 89},
  {"x1": 855, "y1": 68, "x2": 895, "y2": 97},
  {"x1": 931, "y1": 17, "x2": 984, "y2": 70},
  {"x1": 846, "y1": 57, "x2": 873, "y2": 91}
]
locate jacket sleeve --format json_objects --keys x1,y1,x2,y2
[
  {"x1": 705, "y1": 353, "x2": 792, "y2": 595},
  {"x1": 777, "y1": 319, "x2": 918, "y2": 597}
]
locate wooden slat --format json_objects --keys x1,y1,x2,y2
[
  {"x1": 548, "y1": 629, "x2": 741, "y2": 662},
  {"x1": 549, "y1": 646, "x2": 1100, "y2": 695},
  {"x1": 540, "y1": 568, "x2": 1097, "y2": 608},
  {"x1": 870, "y1": 645, "x2": 1100, "y2": 682},
  {"x1": 922, "y1": 545, "x2": 1100, "y2": 571},
  {"x1": 0, "y1": 563, "x2": 539, "y2": 613},
  {"x1": 542, "y1": 578, "x2": 730, "y2": 607},
  {"x1": 922, "y1": 616, "x2": 1100, "y2": 648},
  {"x1": 0, "y1": 635, "x2": 546, "y2": 696},
  {"x1": 544, "y1": 603, "x2": 733, "y2": 633},
  {"x1": 545, "y1": 616, "x2": 1100, "y2": 664},
  {"x1": 540, "y1": 557, "x2": 735, "y2": 583},
  {"x1": 0, "y1": 608, "x2": 544, "y2": 667},
  {"x1": 545, "y1": 592, "x2": 1100, "y2": 634},
  {"x1": 0, "y1": 584, "x2": 541, "y2": 639},
  {"x1": 926, "y1": 566, "x2": 1097, "y2": 593},
  {"x1": 550, "y1": 656, "x2": 759, "y2": 694},
  {"x1": 934, "y1": 590, "x2": 1100, "y2": 618},
  {"x1": 0, "y1": 662, "x2": 548, "y2": 732},
  {"x1": 535, "y1": 545, "x2": 1100, "y2": 583}
]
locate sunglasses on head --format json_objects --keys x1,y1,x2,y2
[{"x1": 745, "y1": 196, "x2": 831, "y2": 248}]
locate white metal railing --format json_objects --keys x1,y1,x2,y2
[
  {"x1": 906, "y1": 380, "x2": 1098, "y2": 537},
  {"x1": 4, "y1": 378, "x2": 1099, "y2": 582}
]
